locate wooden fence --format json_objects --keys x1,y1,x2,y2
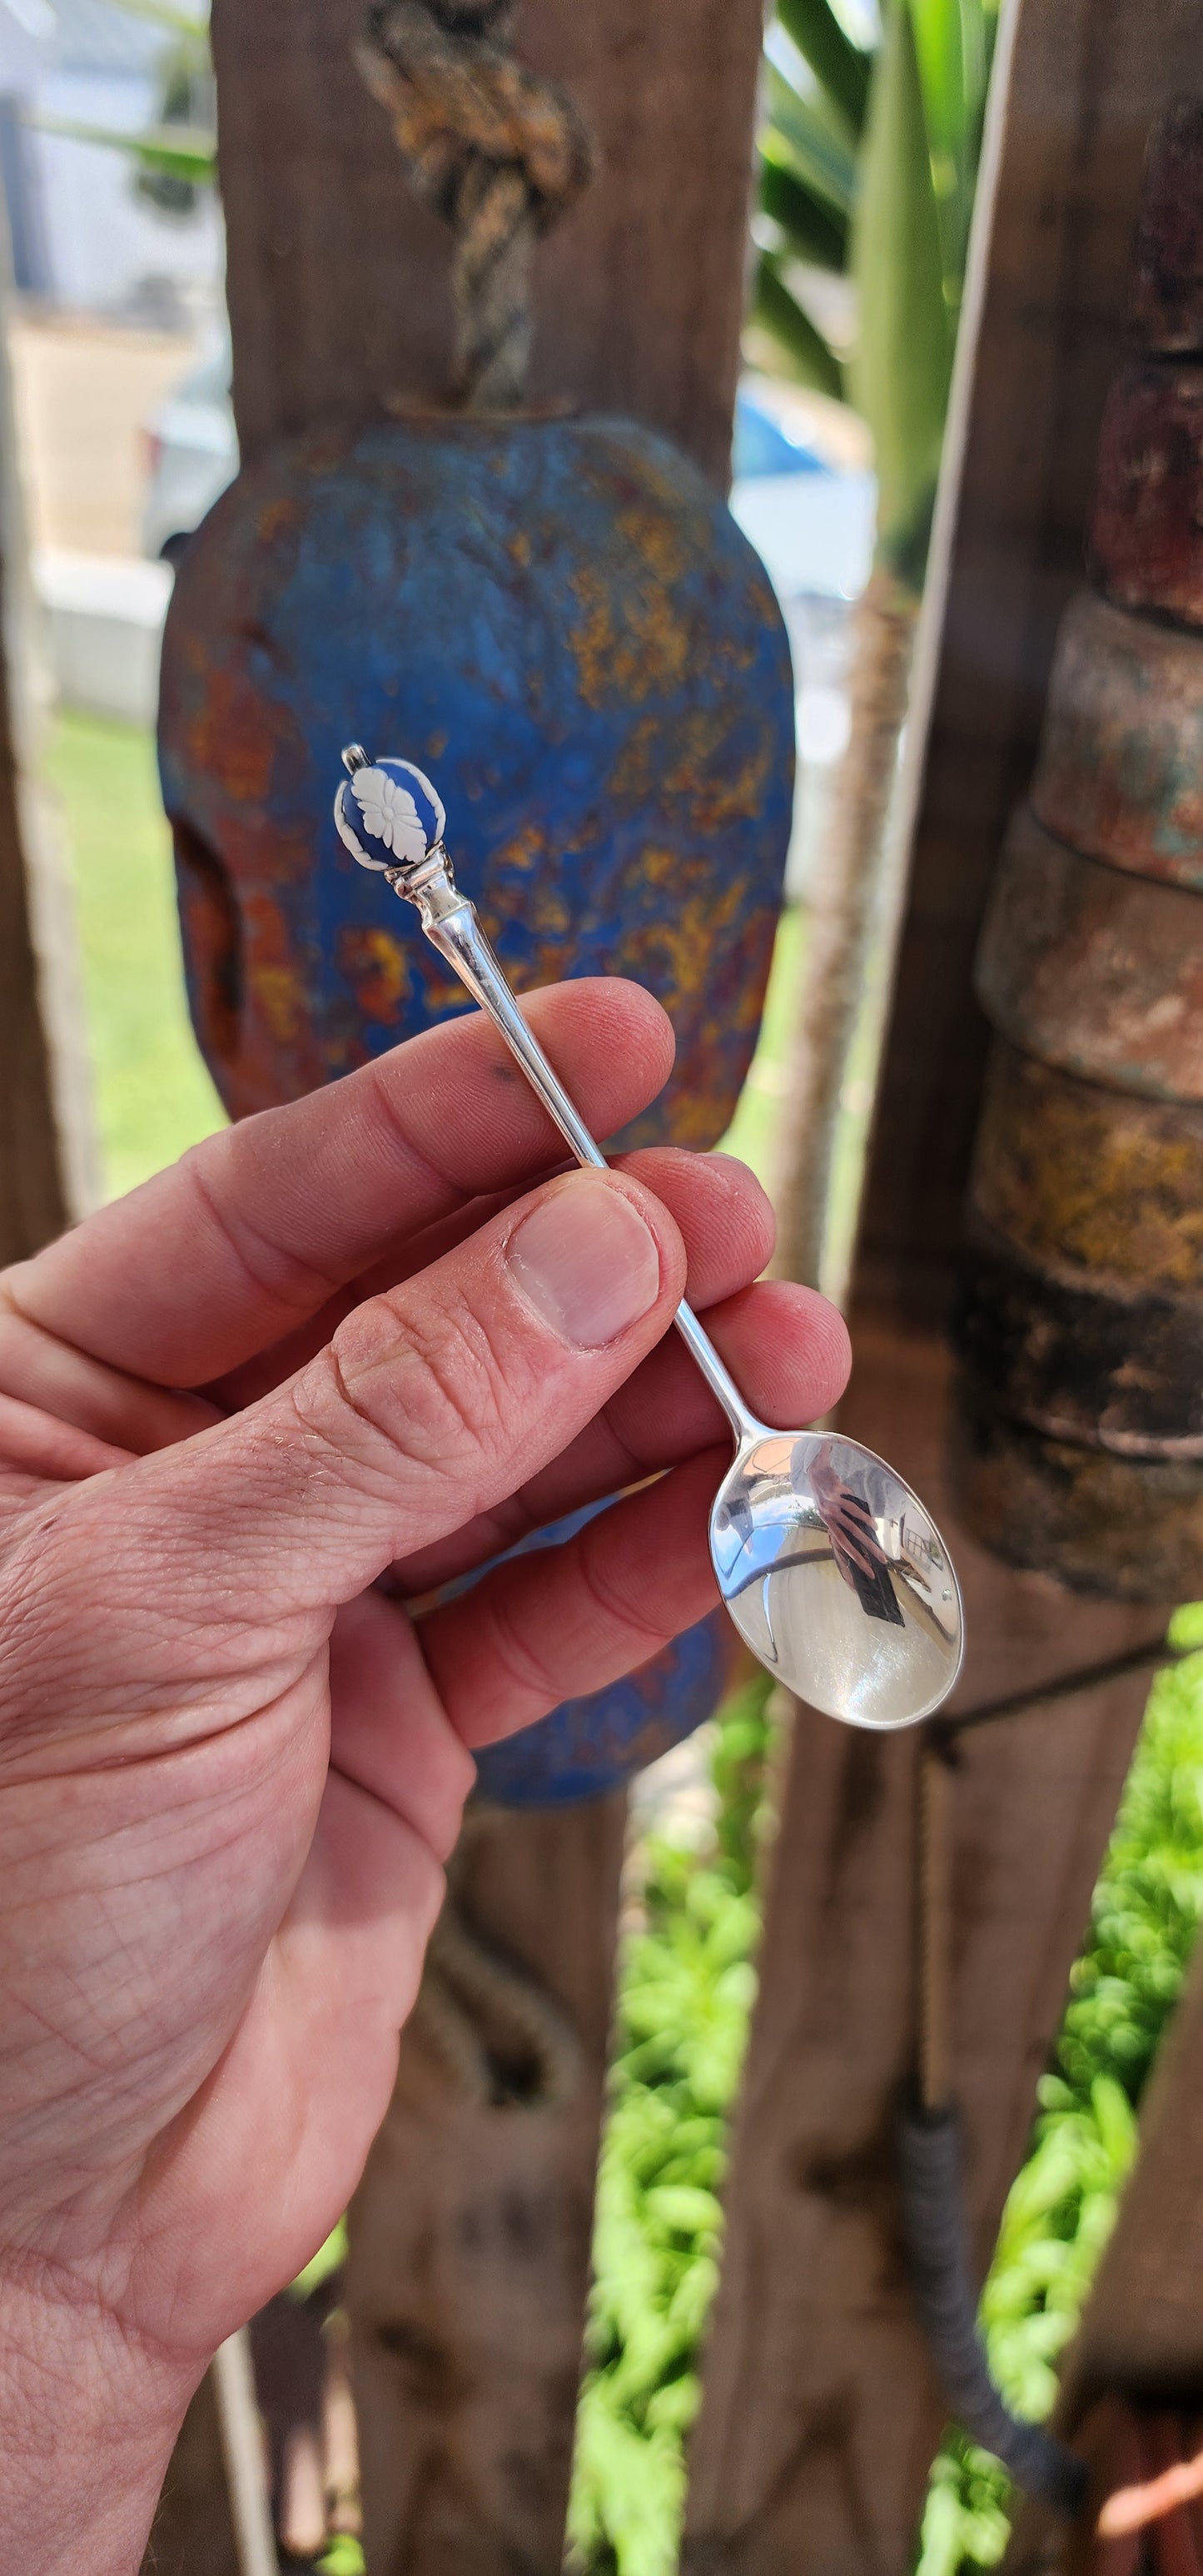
[{"x1": 3, "y1": 1, "x2": 1203, "y2": 2570}]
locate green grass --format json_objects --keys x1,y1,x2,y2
[{"x1": 46, "y1": 709, "x2": 225, "y2": 1201}]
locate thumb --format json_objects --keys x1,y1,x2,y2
[{"x1": 73, "y1": 1169, "x2": 687, "y2": 1644}]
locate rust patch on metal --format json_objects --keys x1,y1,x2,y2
[
  {"x1": 172, "y1": 814, "x2": 242, "y2": 1074},
  {"x1": 566, "y1": 557, "x2": 692, "y2": 710},
  {"x1": 337, "y1": 926, "x2": 412, "y2": 1026},
  {"x1": 243, "y1": 891, "x2": 306, "y2": 1047},
  {"x1": 186, "y1": 664, "x2": 280, "y2": 807},
  {"x1": 970, "y1": 1042, "x2": 1203, "y2": 1297}
]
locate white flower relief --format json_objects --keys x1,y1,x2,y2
[{"x1": 351, "y1": 768, "x2": 430, "y2": 866}]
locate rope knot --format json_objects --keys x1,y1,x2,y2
[{"x1": 357, "y1": 0, "x2": 596, "y2": 409}]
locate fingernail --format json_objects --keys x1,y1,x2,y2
[{"x1": 508, "y1": 1177, "x2": 663, "y2": 1349}]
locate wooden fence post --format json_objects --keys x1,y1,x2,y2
[
  {"x1": 0, "y1": 574, "x2": 67, "y2": 1263},
  {"x1": 0, "y1": 241, "x2": 86, "y2": 1259},
  {"x1": 347, "y1": 1796, "x2": 628, "y2": 2574},
  {"x1": 685, "y1": 1, "x2": 1203, "y2": 2568},
  {"x1": 1004, "y1": 1940, "x2": 1203, "y2": 2573},
  {"x1": 212, "y1": 0, "x2": 766, "y2": 490}
]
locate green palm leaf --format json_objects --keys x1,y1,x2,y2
[
  {"x1": 763, "y1": 62, "x2": 858, "y2": 217},
  {"x1": 103, "y1": 0, "x2": 208, "y2": 33},
  {"x1": 908, "y1": 0, "x2": 970, "y2": 154},
  {"x1": 848, "y1": 0, "x2": 952, "y2": 573},
  {"x1": 33, "y1": 115, "x2": 216, "y2": 183},
  {"x1": 752, "y1": 257, "x2": 846, "y2": 401},
  {"x1": 778, "y1": 0, "x2": 872, "y2": 136},
  {"x1": 909, "y1": 0, "x2": 992, "y2": 290},
  {"x1": 760, "y1": 152, "x2": 848, "y2": 271}
]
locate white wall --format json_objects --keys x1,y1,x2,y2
[
  {"x1": 31, "y1": 72, "x2": 221, "y2": 316},
  {"x1": 36, "y1": 545, "x2": 171, "y2": 723},
  {"x1": 0, "y1": 0, "x2": 221, "y2": 319}
]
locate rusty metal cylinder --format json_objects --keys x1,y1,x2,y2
[
  {"x1": 958, "y1": 813, "x2": 1203, "y2": 1593},
  {"x1": 952, "y1": 97, "x2": 1203, "y2": 1601},
  {"x1": 958, "y1": 816, "x2": 1203, "y2": 1589}
]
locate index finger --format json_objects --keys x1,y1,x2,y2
[{"x1": 6, "y1": 979, "x2": 674, "y2": 1390}]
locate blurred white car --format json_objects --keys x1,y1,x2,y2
[{"x1": 140, "y1": 327, "x2": 236, "y2": 564}]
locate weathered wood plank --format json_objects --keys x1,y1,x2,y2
[
  {"x1": 857, "y1": 0, "x2": 1203, "y2": 1318},
  {"x1": 211, "y1": 0, "x2": 766, "y2": 486},
  {"x1": 0, "y1": 591, "x2": 67, "y2": 1265},
  {"x1": 347, "y1": 1794, "x2": 627, "y2": 2575},
  {"x1": 1004, "y1": 1935, "x2": 1203, "y2": 2574},
  {"x1": 1061, "y1": 1942, "x2": 1203, "y2": 2408},
  {"x1": 684, "y1": 1324, "x2": 1155, "y2": 2576}
]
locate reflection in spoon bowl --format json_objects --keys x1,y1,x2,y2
[{"x1": 710, "y1": 1434, "x2": 962, "y2": 1730}]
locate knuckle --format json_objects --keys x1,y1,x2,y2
[{"x1": 312, "y1": 1286, "x2": 515, "y2": 1499}]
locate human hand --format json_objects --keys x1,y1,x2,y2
[{"x1": 0, "y1": 977, "x2": 848, "y2": 2569}]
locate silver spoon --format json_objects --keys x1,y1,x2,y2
[{"x1": 334, "y1": 748, "x2": 964, "y2": 1729}]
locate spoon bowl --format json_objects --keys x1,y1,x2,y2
[{"x1": 711, "y1": 1430, "x2": 963, "y2": 1729}]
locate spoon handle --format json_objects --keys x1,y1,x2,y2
[{"x1": 408, "y1": 865, "x2": 758, "y2": 1446}]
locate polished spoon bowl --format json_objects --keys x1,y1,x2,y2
[{"x1": 334, "y1": 748, "x2": 965, "y2": 1729}]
